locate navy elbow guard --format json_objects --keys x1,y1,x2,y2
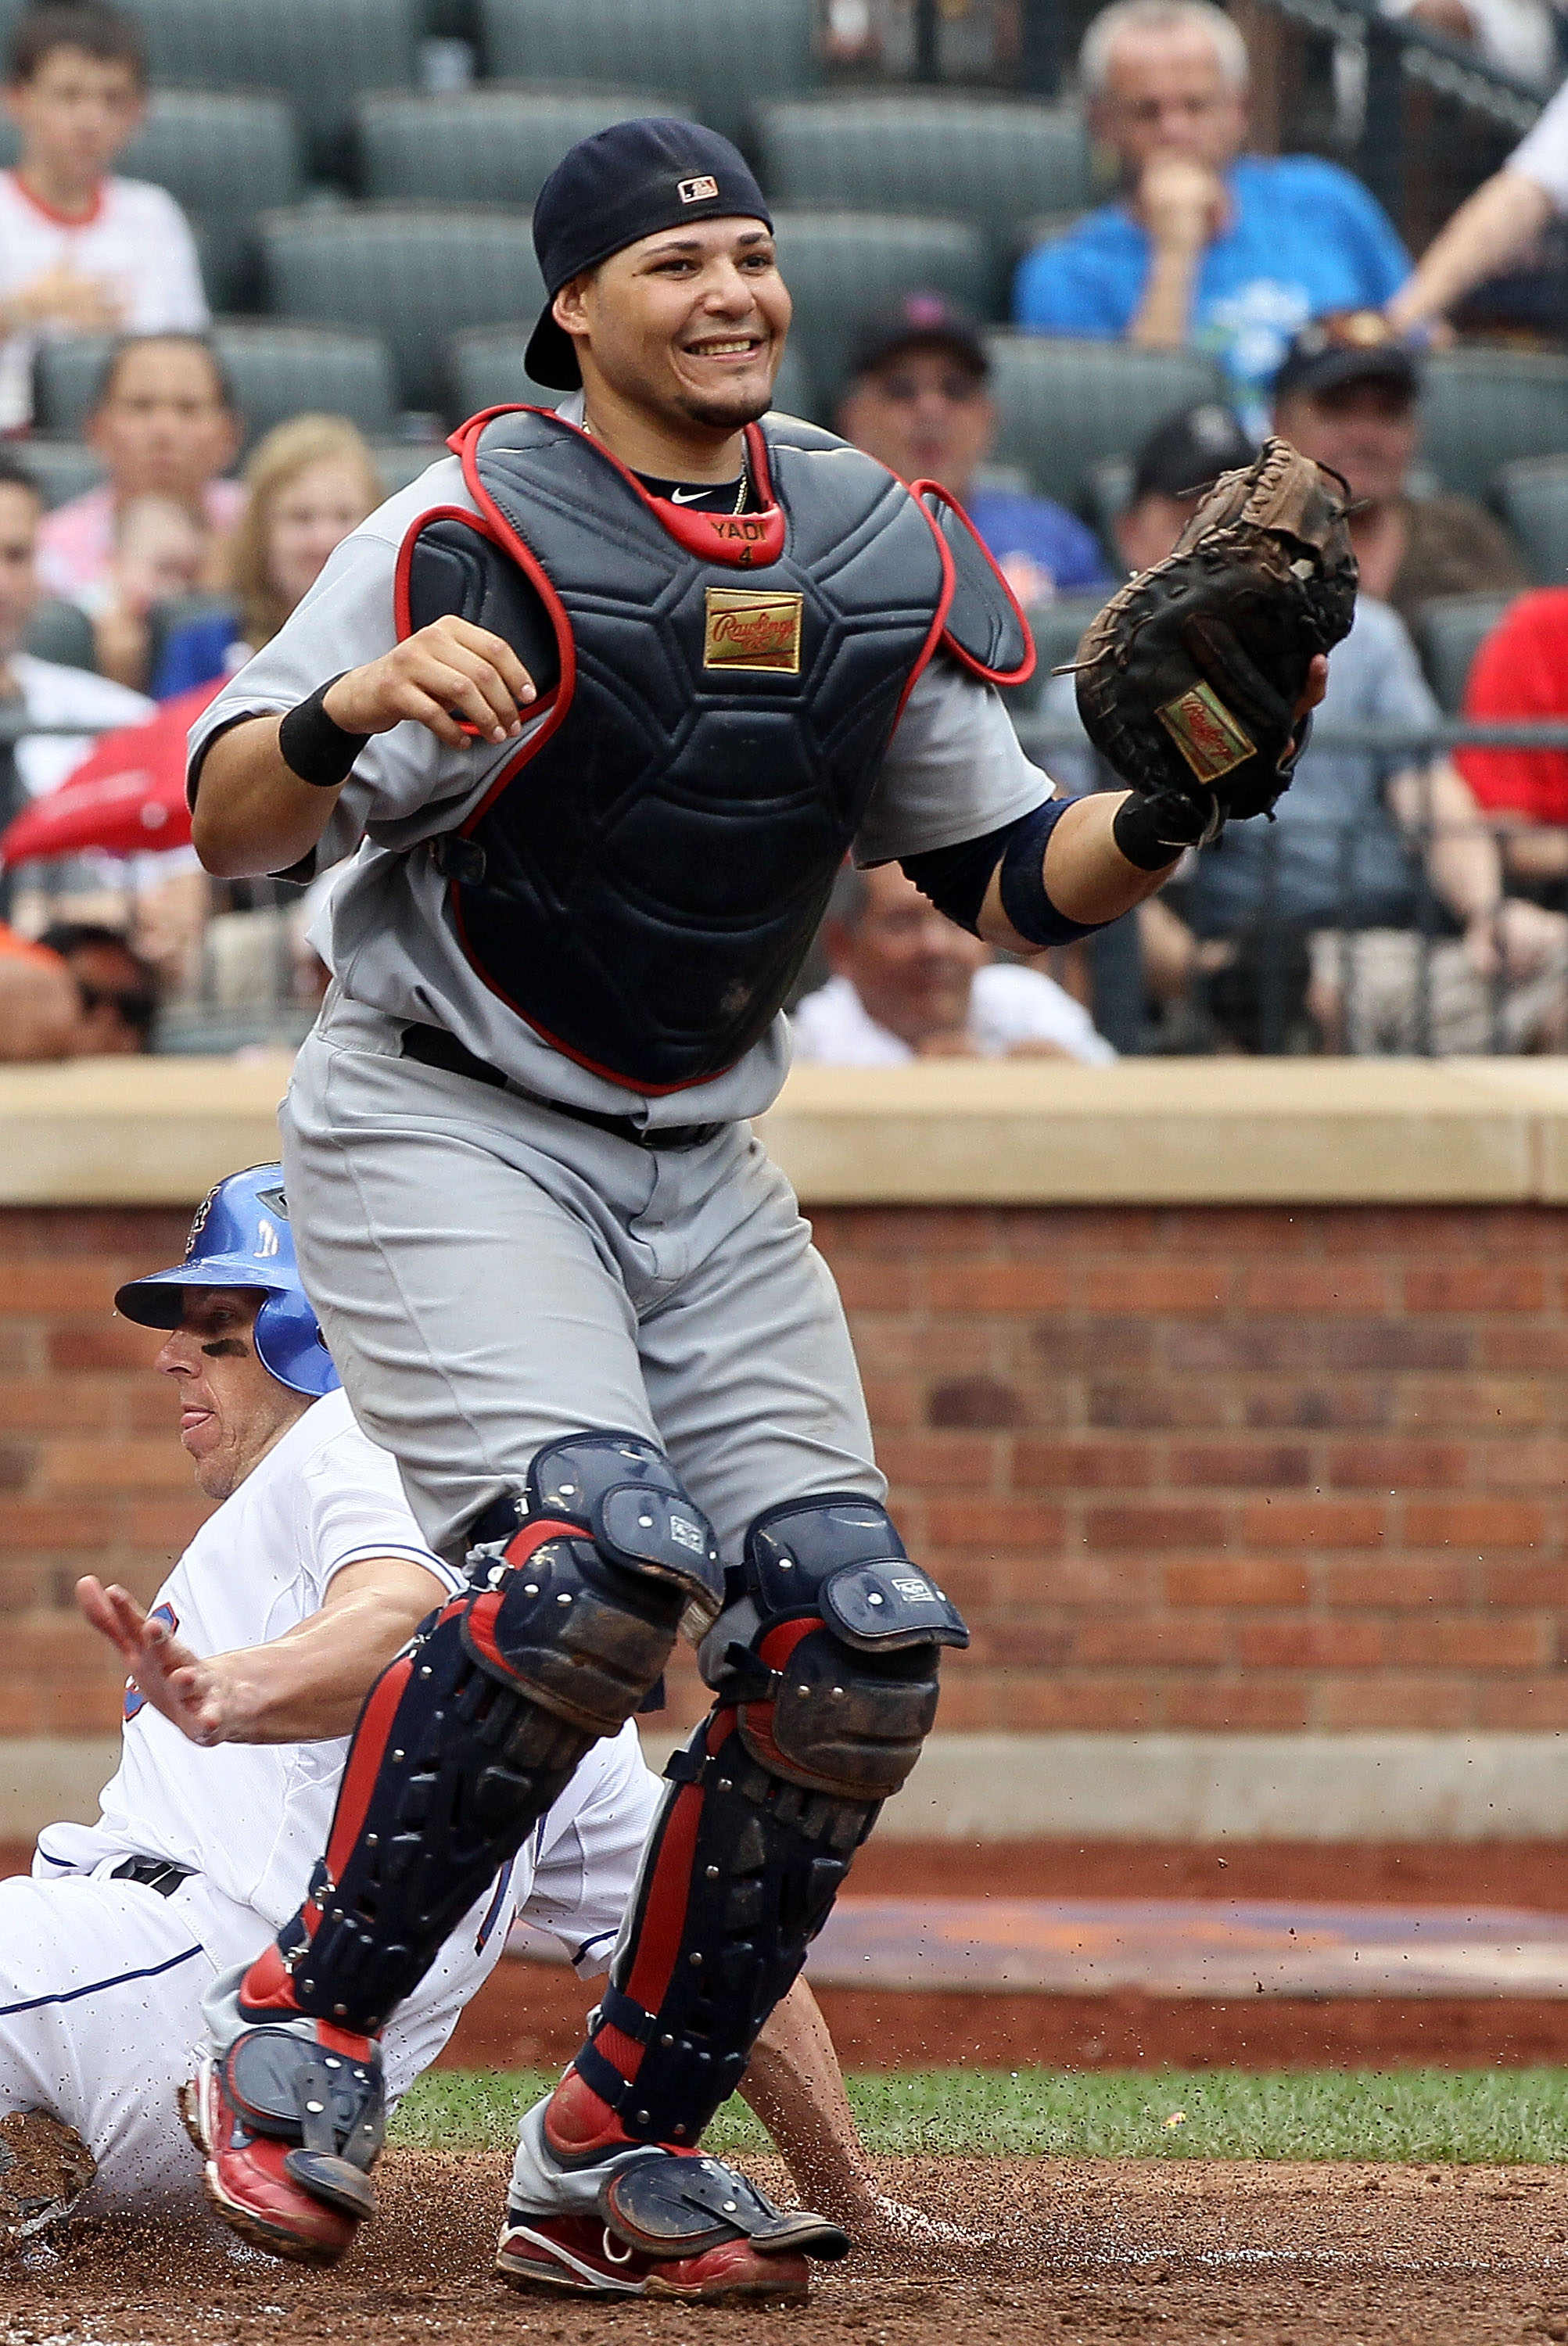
[
  {"x1": 996, "y1": 796, "x2": 1107, "y2": 948},
  {"x1": 900, "y1": 797, "x2": 1105, "y2": 946}
]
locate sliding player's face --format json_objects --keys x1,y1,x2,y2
[{"x1": 155, "y1": 1286, "x2": 310, "y2": 1501}]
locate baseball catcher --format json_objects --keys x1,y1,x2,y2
[{"x1": 180, "y1": 114, "x2": 1351, "y2": 2302}]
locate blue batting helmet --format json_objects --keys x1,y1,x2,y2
[{"x1": 114, "y1": 1164, "x2": 340, "y2": 1399}]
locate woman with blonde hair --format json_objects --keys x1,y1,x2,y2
[{"x1": 152, "y1": 414, "x2": 382, "y2": 698}]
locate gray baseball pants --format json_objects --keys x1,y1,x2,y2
[{"x1": 280, "y1": 994, "x2": 884, "y2": 1565}]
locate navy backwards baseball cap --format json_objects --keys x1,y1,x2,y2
[{"x1": 525, "y1": 117, "x2": 773, "y2": 392}]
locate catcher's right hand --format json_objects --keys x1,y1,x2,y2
[{"x1": 1073, "y1": 436, "x2": 1358, "y2": 866}]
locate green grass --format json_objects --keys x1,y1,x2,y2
[{"x1": 393, "y1": 2065, "x2": 1568, "y2": 2165}]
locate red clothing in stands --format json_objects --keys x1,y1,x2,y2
[{"x1": 1456, "y1": 587, "x2": 1568, "y2": 825}]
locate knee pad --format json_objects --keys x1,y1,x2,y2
[
  {"x1": 463, "y1": 1430, "x2": 723, "y2": 1738},
  {"x1": 280, "y1": 1433, "x2": 720, "y2": 2032},
  {"x1": 701, "y1": 1494, "x2": 967, "y2": 1801}
]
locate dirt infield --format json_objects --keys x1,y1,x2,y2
[{"x1": 14, "y1": 2150, "x2": 1568, "y2": 2346}]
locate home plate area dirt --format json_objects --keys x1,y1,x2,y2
[{"x1": 11, "y1": 2153, "x2": 1568, "y2": 2346}]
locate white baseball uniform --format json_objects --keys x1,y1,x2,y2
[{"x1": 0, "y1": 1387, "x2": 659, "y2": 2205}]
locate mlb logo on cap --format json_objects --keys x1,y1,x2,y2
[{"x1": 679, "y1": 174, "x2": 719, "y2": 203}]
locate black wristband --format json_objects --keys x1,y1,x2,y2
[
  {"x1": 278, "y1": 673, "x2": 370, "y2": 789},
  {"x1": 1111, "y1": 790, "x2": 1213, "y2": 873}
]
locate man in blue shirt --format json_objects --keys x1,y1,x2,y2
[
  {"x1": 834, "y1": 292, "x2": 1112, "y2": 605},
  {"x1": 1014, "y1": 0, "x2": 1412, "y2": 432}
]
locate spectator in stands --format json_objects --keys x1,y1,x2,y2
[
  {"x1": 1269, "y1": 312, "x2": 1527, "y2": 630},
  {"x1": 1014, "y1": 0, "x2": 1411, "y2": 429},
  {"x1": 153, "y1": 415, "x2": 382, "y2": 698},
  {"x1": 1382, "y1": 0, "x2": 1560, "y2": 89},
  {"x1": 0, "y1": 922, "x2": 79, "y2": 1059},
  {"x1": 792, "y1": 863, "x2": 1118, "y2": 1065},
  {"x1": 1454, "y1": 589, "x2": 1568, "y2": 900},
  {"x1": 1041, "y1": 405, "x2": 1568, "y2": 1052},
  {"x1": 1388, "y1": 73, "x2": 1568, "y2": 333},
  {"x1": 835, "y1": 296, "x2": 1111, "y2": 604},
  {"x1": 84, "y1": 491, "x2": 205, "y2": 687},
  {"x1": 36, "y1": 917, "x2": 156, "y2": 1050},
  {"x1": 1114, "y1": 397, "x2": 1254, "y2": 573},
  {"x1": 0, "y1": 453, "x2": 150, "y2": 810},
  {"x1": 0, "y1": 4, "x2": 207, "y2": 434},
  {"x1": 36, "y1": 334, "x2": 242, "y2": 611}
]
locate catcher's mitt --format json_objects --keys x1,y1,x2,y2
[{"x1": 1074, "y1": 436, "x2": 1357, "y2": 859}]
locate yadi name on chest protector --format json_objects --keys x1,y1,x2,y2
[{"x1": 399, "y1": 404, "x2": 1035, "y2": 1094}]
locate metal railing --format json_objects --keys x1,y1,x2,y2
[{"x1": 10, "y1": 711, "x2": 1568, "y2": 1060}]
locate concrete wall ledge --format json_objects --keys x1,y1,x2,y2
[
  {"x1": 8, "y1": 1054, "x2": 1568, "y2": 1206},
  {"x1": 8, "y1": 1731, "x2": 1568, "y2": 1842}
]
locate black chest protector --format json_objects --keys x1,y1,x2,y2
[{"x1": 401, "y1": 404, "x2": 1033, "y2": 1094}]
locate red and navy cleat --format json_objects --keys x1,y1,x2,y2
[
  {"x1": 495, "y1": 2077, "x2": 848, "y2": 2304},
  {"x1": 180, "y1": 2018, "x2": 382, "y2": 2268},
  {"x1": 495, "y1": 2211, "x2": 811, "y2": 2302}
]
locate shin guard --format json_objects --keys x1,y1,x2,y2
[
  {"x1": 567, "y1": 1491, "x2": 968, "y2": 2148},
  {"x1": 572, "y1": 1707, "x2": 877, "y2": 2144},
  {"x1": 261, "y1": 1433, "x2": 723, "y2": 2034}
]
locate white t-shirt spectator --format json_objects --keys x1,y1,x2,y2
[
  {"x1": 0, "y1": 171, "x2": 207, "y2": 432},
  {"x1": 9, "y1": 649, "x2": 149, "y2": 798},
  {"x1": 791, "y1": 963, "x2": 1118, "y2": 1067},
  {"x1": 1506, "y1": 74, "x2": 1568, "y2": 207}
]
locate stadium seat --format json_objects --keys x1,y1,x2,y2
[
  {"x1": 125, "y1": 0, "x2": 421, "y2": 178},
  {"x1": 1416, "y1": 346, "x2": 1568, "y2": 504},
  {"x1": 260, "y1": 204, "x2": 544, "y2": 414},
  {"x1": 444, "y1": 323, "x2": 817, "y2": 428},
  {"x1": 753, "y1": 95, "x2": 1094, "y2": 300},
  {"x1": 116, "y1": 90, "x2": 304, "y2": 312},
  {"x1": 770, "y1": 210, "x2": 991, "y2": 400},
  {"x1": 983, "y1": 334, "x2": 1229, "y2": 511},
  {"x1": 16, "y1": 440, "x2": 105, "y2": 510},
  {"x1": 24, "y1": 598, "x2": 97, "y2": 671},
  {"x1": 478, "y1": 0, "x2": 818, "y2": 148},
  {"x1": 356, "y1": 86, "x2": 687, "y2": 206},
  {"x1": 1495, "y1": 454, "x2": 1568, "y2": 587},
  {"x1": 34, "y1": 324, "x2": 399, "y2": 448},
  {"x1": 443, "y1": 324, "x2": 561, "y2": 421},
  {"x1": 1415, "y1": 590, "x2": 1522, "y2": 716},
  {"x1": 370, "y1": 440, "x2": 450, "y2": 494}
]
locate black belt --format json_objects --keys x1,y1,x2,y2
[
  {"x1": 400, "y1": 1024, "x2": 721, "y2": 1150},
  {"x1": 111, "y1": 1855, "x2": 193, "y2": 1897}
]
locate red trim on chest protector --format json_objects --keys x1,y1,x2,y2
[
  {"x1": 454, "y1": 404, "x2": 787, "y2": 569},
  {"x1": 906, "y1": 477, "x2": 1037, "y2": 687}
]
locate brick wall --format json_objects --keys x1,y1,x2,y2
[{"x1": 3, "y1": 1200, "x2": 1566, "y2": 1740}]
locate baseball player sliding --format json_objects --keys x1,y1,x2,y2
[
  {"x1": 0, "y1": 1167, "x2": 884, "y2": 2244},
  {"x1": 183, "y1": 116, "x2": 1346, "y2": 2302}
]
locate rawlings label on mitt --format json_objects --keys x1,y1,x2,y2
[{"x1": 1074, "y1": 436, "x2": 1357, "y2": 850}]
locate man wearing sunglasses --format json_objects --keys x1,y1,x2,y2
[{"x1": 835, "y1": 293, "x2": 1112, "y2": 610}]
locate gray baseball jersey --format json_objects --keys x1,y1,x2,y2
[{"x1": 188, "y1": 396, "x2": 1050, "y2": 1131}]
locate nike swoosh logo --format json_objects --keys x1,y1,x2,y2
[{"x1": 669, "y1": 487, "x2": 709, "y2": 504}]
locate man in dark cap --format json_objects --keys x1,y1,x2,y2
[
  {"x1": 1269, "y1": 310, "x2": 1526, "y2": 630},
  {"x1": 178, "y1": 117, "x2": 1279, "y2": 2298},
  {"x1": 834, "y1": 292, "x2": 1111, "y2": 606},
  {"x1": 1111, "y1": 396, "x2": 1254, "y2": 576}
]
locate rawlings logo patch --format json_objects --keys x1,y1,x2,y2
[
  {"x1": 703, "y1": 586, "x2": 802, "y2": 673},
  {"x1": 1156, "y1": 680, "x2": 1255, "y2": 783}
]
